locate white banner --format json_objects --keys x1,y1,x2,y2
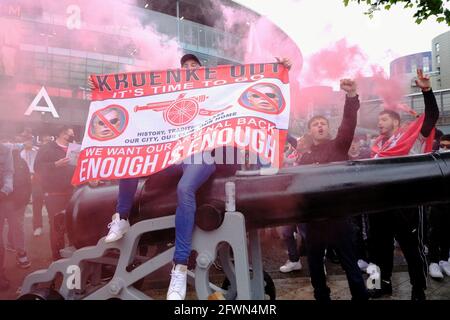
[{"x1": 72, "y1": 63, "x2": 290, "y2": 185}]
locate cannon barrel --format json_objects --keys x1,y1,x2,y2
[{"x1": 66, "y1": 152, "x2": 450, "y2": 249}]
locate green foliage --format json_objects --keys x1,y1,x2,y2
[{"x1": 343, "y1": 0, "x2": 450, "y2": 25}]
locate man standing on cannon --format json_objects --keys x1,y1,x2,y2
[
  {"x1": 368, "y1": 69, "x2": 439, "y2": 300},
  {"x1": 298, "y1": 79, "x2": 369, "y2": 301}
]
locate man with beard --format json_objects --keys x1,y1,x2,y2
[{"x1": 368, "y1": 69, "x2": 439, "y2": 300}]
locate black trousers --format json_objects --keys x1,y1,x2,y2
[
  {"x1": 428, "y1": 204, "x2": 450, "y2": 263},
  {"x1": 44, "y1": 193, "x2": 72, "y2": 260},
  {"x1": 305, "y1": 218, "x2": 368, "y2": 301},
  {"x1": 368, "y1": 207, "x2": 428, "y2": 290},
  {"x1": 32, "y1": 179, "x2": 44, "y2": 230},
  {"x1": 0, "y1": 200, "x2": 13, "y2": 276},
  {"x1": 351, "y1": 214, "x2": 369, "y2": 261}
]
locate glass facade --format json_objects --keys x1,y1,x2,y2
[
  {"x1": 0, "y1": 0, "x2": 248, "y2": 137},
  {"x1": 390, "y1": 52, "x2": 433, "y2": 77}
]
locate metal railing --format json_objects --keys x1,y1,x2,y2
[{"x1": 360, "y1": 88, "x2": 450, "y2": 119}]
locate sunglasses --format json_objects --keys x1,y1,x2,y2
[
  {"x1": 439, "y1": 144, "x2": 450, "y2": 149},
  {"x1": 97, "y1": 118, "x2": 120, "y2": 126},
  {"x1": 250, "y1": 93, "x2": 278, "y2": 99}
]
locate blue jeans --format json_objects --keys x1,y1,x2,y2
[
  {"x1": 116, "y1": 162, "x2": 216, "y2": 265},
  {"x1": 174, "y1": 163, "x2": 216, "y2": 265},
  {"x1": 116, "y1": 178, "x2": 139, "y2": 219}
]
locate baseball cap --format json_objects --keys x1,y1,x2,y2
[{"x1": 180, "y1": 54, "x2": 201, "y2": 67}]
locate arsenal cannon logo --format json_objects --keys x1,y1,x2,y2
[{"x1": 134, "y1": 93, "x2": 232, "y2": 126}]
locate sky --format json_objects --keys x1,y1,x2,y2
[{"x1": 234, "y1": 0, "x2": 450, "y2": 74}]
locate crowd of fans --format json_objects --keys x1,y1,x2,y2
[{"x1": 0, "y1": 68, "x2": 449, "y2": 301}]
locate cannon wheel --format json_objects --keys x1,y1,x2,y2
[
  {"x1": 165, "y1": 98, "x2": 199, "y2": 126},
  {"x1": 221, "y1": 270, "x2": 276, "y2": 300},
  {"x1": 18, "y1": 288, "x2": 64, "y2": 300}
]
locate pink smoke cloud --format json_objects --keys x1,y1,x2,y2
[
  {"x1": 299, "y1": 39, "x2": 413, "y2": 121},
  {"x1": 219, "y1": 3, "x2": 303, "y2": 118},
  {"x1": 0, "y1": 0, "x2": 415, "y2": 132},
  {"x1": 0, "y1": 0, "x2": 182, "y2": 75},
  {"x1": 368, "y1": 66, "x2": 407, "y2": 109},
  {"x1": 0, "y1": 0, "x2": 183, "y2": 127},
  {"x1": 0, "y1": 17, "x2": 23, "y2": 76},
  {"x1": 302, "y1": 39, "x2": 366, "y2": 85}
]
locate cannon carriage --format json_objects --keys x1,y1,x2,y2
[{"x1": 19, "y1": 152, "x2": 450, "y2": 300}]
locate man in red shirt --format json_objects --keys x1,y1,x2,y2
[{"x1": 368, "y1": 69, "x2": 439, "y2": 300}]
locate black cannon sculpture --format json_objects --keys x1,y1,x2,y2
[{"x1": 20, "y1": 152, "x2": 450, "y2": 300}]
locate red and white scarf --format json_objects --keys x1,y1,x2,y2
[{"x1": 371, "y1": 114, "x2": 435, "y2": 158}]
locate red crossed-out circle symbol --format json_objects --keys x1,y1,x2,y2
[
  {"x1": 238, "y1": 83, "x2": 285, "y2": 115},
  {"x1": 88, "y1": 104, "x2": 129, "y2": 141}
]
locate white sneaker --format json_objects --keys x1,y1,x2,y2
[
  {"x1": 439, "y1": 260, "x2": 450, "y2": 276},
  {"x1": 104, "y1": 213, "x2": 130, "y2": 243},
  {"x1": 167, "y1": 264, "x2": 187, "y2": 300},
  {"x1": 429, "y1": 263, "x2": 444, "y2": 279},
  {"x1": 357, "y1": 259, "x2": 369, "y2": 272},
  {"x1": 33, "y1": 228, "x2": 43, "y2": 237},
  {"x1": 279, "y1": 259, "x2": 302, "y2": 273}
]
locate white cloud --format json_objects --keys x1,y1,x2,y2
[{"x1": 234, "y1": 0, "x2": 449, "y2": 72}]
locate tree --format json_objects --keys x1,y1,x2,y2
[{"x1": 343, "y1": 0, "x2": 450, "y2": 25}]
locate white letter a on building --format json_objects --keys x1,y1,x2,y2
[{"x1": 24, "y1": 86, "x2": 60, "y2": 118}]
